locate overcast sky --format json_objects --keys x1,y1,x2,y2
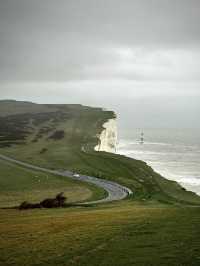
[{"x1": 0, "y1": 0, "x2": 200, "y2": 129}]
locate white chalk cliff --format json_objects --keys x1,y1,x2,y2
[{"x1": 94, "y1": 118, "x2": 117, "y2": 153}]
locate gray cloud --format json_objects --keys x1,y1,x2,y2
[
  {"x1": 0, "y1": 0, "x2": 200, "y2": 81},
  {"x1": 0, "y1": 0, "x2": 200, "y2": 128}
]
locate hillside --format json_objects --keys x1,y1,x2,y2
[
  {"x1": 0, "y1": 159, "x2": 106, "y2": 208},
  {"x1": 0, "y1": 100, "x2": 114, "y2": 150},
  {"x1": 1, "y1": 100, "x2": 200, "y2": 266},
  {"x1": 0, "y1": 100, "x2": 112, "y2": 207},
  {"x1": 0, "y1": 100, "x2": 200, "y2": 206},
  {"x1": 1, "y1": 205, "x2": 200, "y2": 266}
]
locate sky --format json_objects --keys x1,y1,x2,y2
[{"x1": 0, "y1": 0, "x2": 200, "y2": 129}]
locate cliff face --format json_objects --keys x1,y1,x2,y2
[{"x1": 94, "y1": 118, "x2": 117, "y2": 153}]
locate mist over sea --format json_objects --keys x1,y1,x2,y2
[{"x1": 117, "y1": 128, "x2": 200, "y2": 195}]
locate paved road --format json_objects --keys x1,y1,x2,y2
[{"x1": 0, "y1": 154, "x2": 133, "y2": 204}]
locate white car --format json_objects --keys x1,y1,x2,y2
[{"x1": 73, "y1": 173, "x2": 80, "y2": 178}]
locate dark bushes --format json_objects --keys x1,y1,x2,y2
[
  {"x1": 40, "y1": 192, "x2": 66, "y2": 208},
  {"x1": 0, "y1": 111, "x2": 68, "y2": 147},
  {"x1": 19, "y1": 201, "x2": 41, "y2": 210},
  {"x1": 19, "y1": 192, "x2": 67, "y2": 210}
]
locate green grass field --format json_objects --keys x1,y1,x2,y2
[
  {"x1": 1, "y1": 202, "x2": 200, "y2": 266},
  {"x1": 0, "y1": 159, "x2": 107, "y2": 208}
]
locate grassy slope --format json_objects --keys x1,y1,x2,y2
[
  {"x1": 0, "y1": 100, "x2": 111, "y2": 207},
  {"x1": 1, "y1": 203, "x2": 200, "y2": 266},
  {"x1": 0, "y1": 159, "x2": 106, "y2": 208},
  {"x1": 0, "y1": 100, "x2": 200, "y2": 206},
  {"x1": 1, "y1": 100, "x2": 200, "y2": 266}
]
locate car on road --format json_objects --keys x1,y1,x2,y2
[{"x1": 73, "y1": 173, "x2": 80, "y2": 178}]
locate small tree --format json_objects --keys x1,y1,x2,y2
[{"x1": 56, "y1": 192, "x2": 67, "y2": 206}]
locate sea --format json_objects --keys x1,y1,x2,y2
[{"x1": 117, "y1": 128, "x2": 200, "y2": 195}]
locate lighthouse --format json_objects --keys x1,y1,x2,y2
[{"x1": 140, "y1": 132, "x2": 144, "y2": 144}]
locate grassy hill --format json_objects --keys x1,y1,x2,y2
[
  {"x1": 0, "y1": 100, "x2": 113, "y2": 149},
  {"x1": 1, "y1": 204, "x2": 200, "y2": 266},
  {"x1": 1, "y1": 100, "x2": 200, "y2": 266},
  {"x1": 0, "y1": 100, "x2": 200, "y2": 206},
  {"x1": 0, "y1": 100, "x2": 114, "y2": 207},
  {"x1": 0, "y1": 159, "x2": 106, "y2": 208}
]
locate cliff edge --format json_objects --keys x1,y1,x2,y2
[{"x1": 94, "y1": 118, "x2": 117, "y2": 153}]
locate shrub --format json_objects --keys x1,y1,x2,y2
[
  {"x1": 19, "y1": 192, "x2": 67, "y2": 210},
  {"x1": 19, "y1": 201, "x2": 41, "y2": 210}
]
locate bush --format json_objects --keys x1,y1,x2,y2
[
  {"x1": 56, "y1": 192, "x2": 67, "y2": 205},
  {"x1": 19, "y1": 201, "x2": 41, "y2": 210},
  {"x1": 19, "y1": 192, "x2": 67, "y2": 210},
  {"x1": 40, "y1": 198, "x2": 59, "y2": 208}
]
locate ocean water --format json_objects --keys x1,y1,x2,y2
[{"x1": 117, "y1": 128, "x2": 200, "y2": 195}]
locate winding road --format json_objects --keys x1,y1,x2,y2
[{"x1": 0, "y1": 154, "x2": 132, "y2": 204}]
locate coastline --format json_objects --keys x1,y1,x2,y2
[{"x1": 117, "y1": 136, "x2": 200, "y2": 196}]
